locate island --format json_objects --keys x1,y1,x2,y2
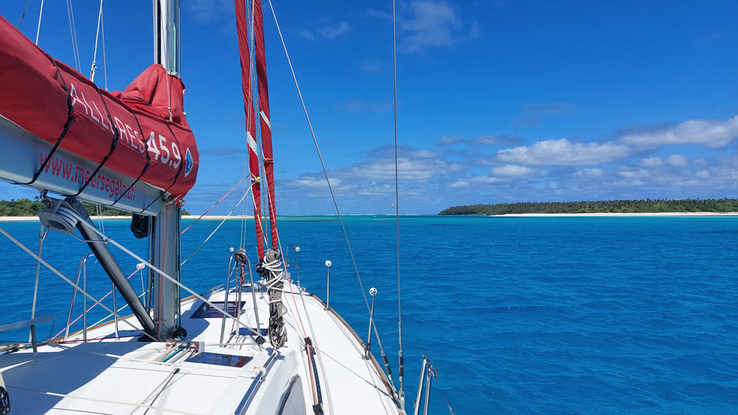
[
  {"x1": 439, "y1": 199, "x2": 738, "y2": 215},
  {"x1": 0, "y1": 198, "x2": 189, "y2": 217}
]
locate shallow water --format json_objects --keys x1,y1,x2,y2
[{"x1": 1, "y1": 215, "x2": 737, "y2": 414}]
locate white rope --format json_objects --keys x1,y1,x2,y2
[
  {"x1": 101, "y1": 11, "x2": 109, "y2": 90},
  {"x1": 90, "y1": 0, "x2": 104, "y2": 82},
  {"x1": 34, "y1": 0, "x2": 44, "y2": 45}
]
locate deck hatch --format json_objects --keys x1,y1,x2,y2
[
  {"x1": 186, "y1": 352, "x2": 252, "y2": 367},
  {"x1": 190, "y1": 301, "x2": 245, "y2": 319}
]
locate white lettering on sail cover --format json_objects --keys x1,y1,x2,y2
[{"x1": 68, "y1": 81, "x2": 185, "y2": 171}]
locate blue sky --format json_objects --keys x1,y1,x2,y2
[{"x1": 1, "y1": 1, "x2": 737, "y2": 215}]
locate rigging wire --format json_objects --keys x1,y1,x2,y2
[
  {"x1": 17, "y1": 0, "x2": 33, "y2": 29},
  {"x1": 52, "y1": 265, "x2": 144, "y2": 340},
  {"x1": 65, "y1": 0, "x2": 82, "y2": 71},
  {"x1": 431, "y1": 372, "x2": 457, "y2": 415},
  {"x1": 181, "y1": 176, "x2": 248, "y2": 234},
  {"x1": 181, "y1": 189, "x2": 250, "y2": 266},
  {"x1": 265, "y1": 0, "x2": 371, "y2": 316},
  {"x1": 0, "y1": 227, "x2": 158, "y2": 343},
  {"x1": 391, "y1": 0, "x2": 406, "y2": 405}
]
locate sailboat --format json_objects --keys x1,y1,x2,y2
[{"x1": 0, "y1": 1, "x2": 441, "y2": 414}]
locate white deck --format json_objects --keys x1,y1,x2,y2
[{"x1": 0, "y1": 281, "x2": 400, "y2": 414}]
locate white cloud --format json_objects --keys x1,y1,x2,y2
[
  {"x1": 437, "y1": 136, "x2": 462, "y2": 146},
  {"x1": 617, "y1": 169, "x2": 648, "y2": 178},
  {"x1": 496, "y1": 138, "x2": 630, "y2": 166},
  {"x1": 286, "y1": 176, "x2": 354, "y2": 193},
  {"x1": 346, "y1": 157, "x2": 454, "y2": 180},
  {"x1": 476, "y1": 135, "x2": 497, "y2": 145},
  {"x1": 366, "y1": 9, "x2": 392, "y2": 20},
  {"x1": 186, "y1": 0, "x2": 231, "y2": 24},
  {"x1": 448, "y1": 179, "x2": 469, "y2": 188},
  {"x1": 411, "y1": 150, "x2": 437, "y2": 158},
  {"x1": 491, "y1": 164, "x2": 536, "y2": 177},
  {"x1": 298, "y1": 30, "x2": 315, "y2": 41},
  {"x1": 619, "y1": 115, "x2": 738, "y2": 148},
  {"x1": 359, "y1": 59, "x2": 382, "y2": 73},
  {"x1": 320, "y1": 22, "x2": 350, "y2": 39},
  {"x1": 641, "y1": 157, "x2": 663, "y2": 167},
  {"x1": 290, "y1": 176, "x2": 328, "y2": 189},
  {"x1": 469, "y1": 21, "x2": 481, "y2": 39},
  {"x1": 475, "y1": 134, "x2": 523, "y2": 146},
  {"x1": 575, "y1": 168, "x2": 603, "y2": 177},
  {"x1": 470, "y1": 176, "x2": 507, "y2": 184},
  {"x1": 665, "y1": 154, "x2": 688, "y2": 167},
  {"x1": 400, "y1": 1, "x2": 462, "y2": 53}
]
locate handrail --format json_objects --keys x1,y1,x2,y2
[
  {"x1": 0, "y1": 314, "x2": 56, "y2": 356},
  {"x1": 0, "y1": 315, "x2": 56, "y2": 333}
]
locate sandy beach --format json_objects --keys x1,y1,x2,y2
[{"x1": 491, "y1": 212, "x2": 738, "y2": 217}]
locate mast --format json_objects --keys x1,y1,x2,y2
[
  {"x1": 253, "y1": 0, "x2": 279, "y2": 250},
  {"x1": 150, "y1": 0, "x2": 182, "y2": 340},
  {"x1": 235, "y1": 0, "x2": 265, "y2": 258}
]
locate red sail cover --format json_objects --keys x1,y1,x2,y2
[
  {"x1": 253, "y1": 0, "x2": 279, "y2": 250},
  {"x1": 235, "y1": 0, "x2": 265, "y2": 258},
  {"x1": 0, "y1": 15, "x2": 198, "y2": 200}
]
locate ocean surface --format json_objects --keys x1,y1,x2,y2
[{"x1": 1, "y1": 215, "x2": 737, "y2": 414}]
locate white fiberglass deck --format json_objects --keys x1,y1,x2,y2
[{"x1": 0, "y1": 281, "x2": 400, "y2": 414}]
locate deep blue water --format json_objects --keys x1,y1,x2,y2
[{"x1": 1, "y1": 215, "x2": 737, "y2": 414}]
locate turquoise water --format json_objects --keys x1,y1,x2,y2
[{"x1": 1, "y1": 215, "x2": 737, "y2": 414}]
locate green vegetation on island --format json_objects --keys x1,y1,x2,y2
[
  {"x1": 439, "y1": 199, "x2": 738, "y2": 215},
  {"x1": 0, "y1": 198, "x2": 189, "y2": 217}
]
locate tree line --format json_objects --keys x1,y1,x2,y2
[
  {"x1": 0, "y1": 198, "x2": 189, "y2": 217},
  {"x1": 439, "y1": 198, "x2": 738, "y2": 215}
]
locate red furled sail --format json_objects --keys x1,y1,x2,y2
[
  {"x1": 0, "y1": 15, "x2": 198, "y2": 200},
  {"x1": 253, "y1": 0, "x2": 279, "y2": 250},
  {"x1": 235, "y1": 0, "x2": 265, "y2": 258}
]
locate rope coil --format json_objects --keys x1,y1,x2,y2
[{"x1": 257, "y1": 249, "x2": 286, "y2": 349}]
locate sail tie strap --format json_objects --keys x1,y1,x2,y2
[
  {"x1": 72, "y1": 83, "x2": 119, "y2": 197},
  {"x1": 113, "y1": 109, "x2": 151, "y2": 205},
  {"x1": 142, "y1": 122, "x2": 184, "y2": 212},
  {"x1": 21, "y1": 58, "x2": 75, "y2": 187}
]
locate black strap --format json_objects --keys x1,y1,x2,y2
[
  {"x1": 21, "y1": 57, "x2": 74, "y2": 186},
  {"x1": 72, "y1": 83, "x2": 119, "y2": 196},
  {"x1": 113, "y1": 109, "x2": 151, "y2": 205},
  {"x1": 142, "y1": 121, "x2": 186, "y2": 212}
]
